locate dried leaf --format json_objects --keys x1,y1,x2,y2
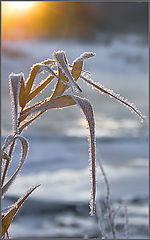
[
  {"x1": 19, "y1": 94, "x2": 50, "y2": 124},
  {"x1": 19, "y1": 111, "x2": 45, "y2": 134},
  {"x1": 2, "y1": 136, "x2": 28, "y2": 196},
  {"x1": 42, "y1": 95, "x2": 76, "y2": 109},
  {"x1": 19, "y1": 94, "x2": 76, "y2": 133},
  {"x1": 19, "y1": 75, "x2": 26, "y2": 109},
  {"x1": 71, "y1": 61, "x2": 83, "y2": 81},
  {"x1": 35, "y1": 63, "x2": 58, "y2": 78},
  {"x1": 50, "y1": 51, "x2": 95, "y2": 99},
  {"x1": 19, "y1": 95, "x2": 76, "y2": 118},
  {"x1": 42, "y1": 59, "x2": 56, "y2": 65},
  {"x1": 18, "y1": 94, "x2": 55, "y2": 124},
  {"x1": 25, "y1": 59, "x2": 55, "y2": 97},
  {"x1": 50, "y1": 68, "x2": 70, "y2": 100},
  {"x1": 18, "y1": 61, "x2": 80, "y2": 123},
  {"x1": 26, "y1": 75, "x2": 55, "y2": 104},
  {"x1": 1, "y1": 184, "x2": 40, "y2": 238},
  {"x1": 72, "y1": 95, "x2": 96, "y2": 216},
  {"x1": 53, "y1": 51, "x2": 82, "y2": 92},
  {"x1": 72, "y1": 52, "x2": 95, "y2": 81},
  {"x1": 18, "y1": 95, "x2": 53, "y2": 124},
  {"x1": 18, "y1": 104, "x2": 38, "y2": 123},
  {"x1": 18, "y1": 95, "x2": 76, "y2": 133},
  {"x1": 25, "y1": 64, "x2": 40, "y2": 96}
]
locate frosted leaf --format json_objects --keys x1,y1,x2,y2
[
  {"x1": 15, "y1": 184, "x2": 40, "y2": 208},
  {"x1": 25, "y1": 59, "x2": 56, "y2": 97},
  {"x1": 1, "y1": 184, "x2": 40, "y2": 238},
  {"x1": 26, "y1": 75, "x2": 55, "y2": 104},
  {"x1": 60, "y1": 78, "x2": 71, "y2": 87},
  {"x1": 81, "y1": 75, "x2": 145, "y2": 122},
  {"x1": 25, "y1": 65, "x2": 40, "y2": 96},
  {"x1": 2, "y1": 136, "x2": 28, "y2": 196},
  {"x1": 71, "y1": 52, "x2": 95, "y2": 83},
  {"x1": 19, "y1": 95, "x2": 76, "y2": 117},
  {"x1": 72, "y1": 95, "x2": 96, "y2": 216},
  {"x1": 53, "y1": 51, "x2": 82, "y2": 92},
  {"x1": 42, "y1": 58, "x2": 56, "y2": 66},
  {"x1": 35, "y1": 63, "x2": 58, "y2": 78},
  {"x1": 50, "y1": 67, "x2": 72, "y2": 100},
  {"x1": 2, "y1": 135, "x2": 15, "y2": 152},
  {"x1": 19, "y1": 111, "x2": 45, "y2": 134},
  {"x1": 19, "y1": 95, "x2": 76, "y2": 133},
  {"x1": 18, "y1": 96, "x2": 53, "y2": 123},
  {"x1": 9, "y1": 73, "x2": 23, "y2": 133},
  {"x1": 73, "y1": 52, "x2": 96, "y2": 63}
]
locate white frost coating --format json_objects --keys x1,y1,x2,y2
[
  {"x1": 73, "y1": 52, "x2": 96, "y2": 63},
  {"x1": 60, "y1": 78, "x2": 72, "y2": 87},
  {"x1": 15, "y1": 184, "x2": 40, "y2": 206},
  {"x1": 2, "y1": 135, "x2": 15, "y2": 152},
  {"x1": 33, "y1": 63, "x2": 73, "y2": 90},
  {"x1": 9, "y1": 73, "x2": 23, "y2": 133},
  {"x1": 35, "y1": 64, "x2": 58, "y2": 78},
  {"x1": 53, "y1": 51, "x2": 82, "y2": 92},
  {"x1": 72, "y1": 95, "x2": 96, "y2": 216},
  {"x1": 81, "y1": 75, "x2": 146, "y2": 122}
]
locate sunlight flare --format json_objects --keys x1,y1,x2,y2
[{"x1": 5, "y1": 1, "x2": 35, "y2": 12}]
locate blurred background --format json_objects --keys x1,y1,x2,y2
[{"x1": 2, "y1": 1, "x2": 148, "y2": 238}]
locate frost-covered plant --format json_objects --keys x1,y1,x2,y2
[{"x1": 1, "y1": 50, "x2": 145, "y2": 239}]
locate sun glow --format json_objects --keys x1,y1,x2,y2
[{"x1": 5, "y1": 1, "x2": 35, "y2": 12}]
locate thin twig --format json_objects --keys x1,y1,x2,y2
[
  {"x1": 112, "y1": 204, "x2": 122, "y2": 220},
  {"x1": 97, "y1": 155, "x2": 117, "y2": 239},
  {"x1": 96, "y1": 199, "x2": 108, "y2": 239}
]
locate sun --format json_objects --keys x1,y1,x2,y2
[{"x1": 5, "y1": 1, "x2": 35, "y2": 12}]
